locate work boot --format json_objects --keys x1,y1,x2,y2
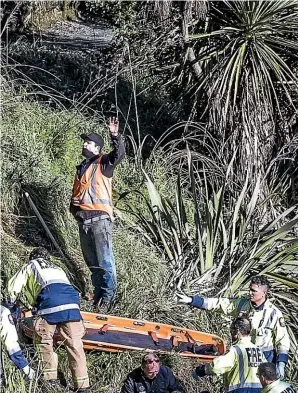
[
  {"x1": 45, "y1": 379, "x2": 61, "y2": 387},
  {"x1": 94, "y1": 299, "x2": 112, "y2": 314},
  {"x1": 40, "y1": 379, "x2": 65, "y2": 390},
  {"x1": 71, "y1": 387, "x2": 90, "y2": 392}
]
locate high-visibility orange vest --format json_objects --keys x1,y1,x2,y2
[{"x1": 71, "y1": 156, "x2": 113, "y2": 218}]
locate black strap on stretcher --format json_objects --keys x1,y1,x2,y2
[{"x1": 148, "y1": 331, "x2": 159, "y2": 345}]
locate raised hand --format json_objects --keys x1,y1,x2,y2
[{"x1": 109, "y1": 117, "x2": 119, "y2": 136}]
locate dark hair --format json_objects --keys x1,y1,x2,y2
[
  {"x1": 29, "y1": 247, "x2": 51, "y2": 261},
  {"x1": 231, "y1": 315, "x2": 251, "y2": 335},
  {"x1": 250, "y1": 276, "x2": 270, "y2": 289},
  {"x1": 141, "y1": 353, "x2": 159, "y2": 366},
  {"x1": 258, "y1": 363, "x2": 278, "y2": 381}
]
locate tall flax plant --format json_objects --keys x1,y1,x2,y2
[
  {"x1": 120, "y1": 151, "x2": 298, "y2": 376},
  {"x1": 189, "y1": 0, "x2": 298, "y2": 126},
  {"x1": 121, "y1": 150, "x2": 298, "y2": 290}
]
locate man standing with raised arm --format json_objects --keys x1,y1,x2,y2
[{"x1": 70, "y1": 117, "x2": 125, "y2": 313}]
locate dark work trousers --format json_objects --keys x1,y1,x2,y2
[{"x1": 78, "y1": 218, "x2": 116, "y2": 303}]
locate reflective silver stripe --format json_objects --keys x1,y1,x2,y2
[
  {"x1": 91, "y1": 163, "x2": 98, "y2": 199},
  {"x1": 44, "y1": 279, "x2": 71, "y2": 287},
  {"x1": 80, "y1": 198, "x2": 112, "y2": 205},
  {"x1": 7, "y1": 345, "x2": 22, "y2": 355},
  {"x1": 36, "y1": 304, "x2": 79, "y2": 315},
  {"x1": 31, "y1": 260, "x2": 46, "y2": 287},
  {"x1": 277, "y1": 350, "x2": 289, "y2": 354},
  {"x1": 262, "y1": 345, "x2": 274, "y2": 351},
  {"x1": 228, "y1": 383, "x2": 262, "y2": 391},
  {"x1": 264, "y1": 309, "x2": 277, "y2": 328},
  {"x1": 234, "y1": 346, "x2": 245, "y2": 384}
]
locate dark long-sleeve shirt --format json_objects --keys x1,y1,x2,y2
[
  {"x1": 70, "y1": 134, "x2": 125, "y2": 220},
  {"x1": 121, "y1": 366, "x2": 183, "y2": 393}
]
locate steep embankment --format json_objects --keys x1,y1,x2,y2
[{"x1": 1, "y1": 80, "x2": 220, "y2": 392}]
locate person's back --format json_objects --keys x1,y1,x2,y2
[
  {"x1": 193, "y1": 316, "x2": 265, "y2": 393},
  {"x1": 7, "y1": 248, "x2": 81, "y2": 324},
  {"x1": 212, "y1": 337, "x2": 263, "y2": 393},
  {"x1": 7, "y1": 248, "x2": 89, "y2": 392}
]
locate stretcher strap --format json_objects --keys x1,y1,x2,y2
[
  {"x1": 149, "y1": 331, "x2": 159, "y2": 345},
  {"x1": 171, "y1": 336, "x2": 179, "y2": 348},
  {"x1": 99, "y1": 324, "x2": 110, "y2": 334},
  {"x1": 185, "y1": 330, "x2": 196, "y2": 343}
]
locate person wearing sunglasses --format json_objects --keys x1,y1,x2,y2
[
  {"x1": 121, "y1": 353, "x2": 184, "y2": 393},
  {"x1": 257, "y1": 363, "x2": 297, "y2": 393},
  {"x1": 193, "y1": 315, "x2": 266, "y2": 393}
]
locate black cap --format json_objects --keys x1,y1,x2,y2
[{"x1": 80, "y1": 133, "x2": 104, "y2": 148}]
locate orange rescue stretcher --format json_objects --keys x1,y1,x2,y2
[{"x1": 20, "y1": 311, "x2": 226, "y2": 362}]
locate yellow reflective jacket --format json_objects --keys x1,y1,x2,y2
[
  {"x1": 7, "y1": 258, "x2": 81, "y2": 324},
  {"x1": 206, "y1": 336, "x2": 265, "y2": 393},
  {"x1": 191, "y1": 297, "x2": 289, "y2": 363}
]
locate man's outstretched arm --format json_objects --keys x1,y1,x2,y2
[{"x1": 176, "y1": 293, "x2": 245, "y2": 316}]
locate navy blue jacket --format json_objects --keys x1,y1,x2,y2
[{"x1": 121, "y1": 366, "x2": 183, "y2": 393}]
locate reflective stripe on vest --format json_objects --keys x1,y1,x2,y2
[
  {"x1": 235, "y1": 346, "x2": 245, "y2": 384},
  {"x1": 43, "y1": 279, "x2": 71, "y2": 287},
  {"x1": 7, "y1": 345, "x2": 22, "y2": 355},
  {"x1": 36, "y1": 303, "x2": 80, "y2": 315},
  {"x1": 72, "y1": 156, "x2": 113, "y2": 217},
  {"x1": 228, "y1": 382, "x2": 263, "y2": 392},
  {"x1": 74, "y1": 198, "x2": 112, "y2": 205}
]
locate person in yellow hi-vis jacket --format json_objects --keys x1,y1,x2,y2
[
  {"x1": 7, "y1": 247, "x2": 89, "y2": 392},
  {"x1": 257, "y1": 363, "x2": 297, "y2": 393},
  {"x1": 0, "y1": 305, "x2": 35, "y2": 387},
  {"x1": 192, "y1": 315, "x2": 266, "y2": 393},
  {"x1": 177, "y1": 276, "x2": 289, "y2": 379}
]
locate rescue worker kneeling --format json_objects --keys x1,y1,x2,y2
[
  {"x1": 0, "y1": 305, "x2": 35, "y2": 386},
  {"x1": 7, "y1": 247, "x2": 89, "y2": 392},
  {"x1": 257, "y1": 363, "x2": 297, "y2": 393},
  {"x1": 193, "y1": 315, "x2": 266, "y2": 393}
]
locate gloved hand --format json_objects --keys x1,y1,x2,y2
[
  {"x1": 276, "y1": 362, "x2": 286, "y2": 380},
  {"x1": 176, "y1": 293, "x2": 192, "y2": 304},
  {"x1": 22, "y1": 366, "x2": 35, "y2": 381}
]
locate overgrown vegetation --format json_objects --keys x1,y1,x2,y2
[{"x1": 1, "y1": 1, "x2": 298, "y2": 392}]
